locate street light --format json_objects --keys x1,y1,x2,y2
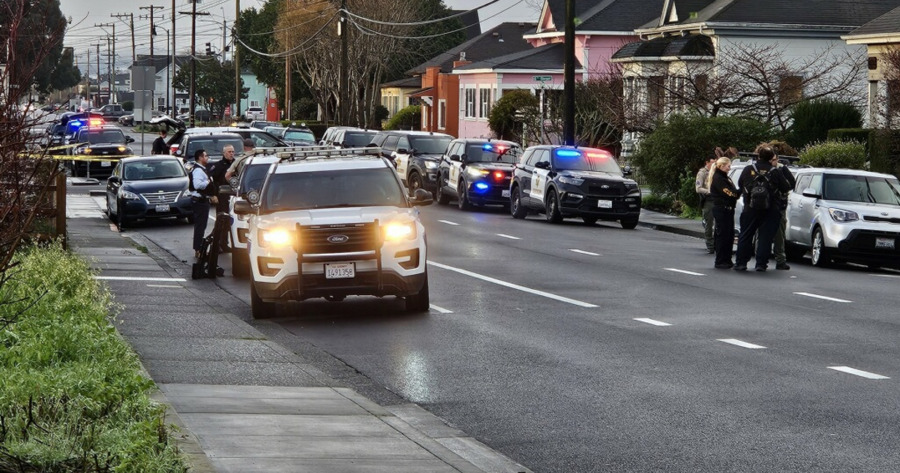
[{"x1": 151, "y1": 25, "x2": 172, "y2": 116}]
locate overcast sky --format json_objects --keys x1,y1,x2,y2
[{"x1": 60, "y1": 0, "x2": 539, "y2": 72}]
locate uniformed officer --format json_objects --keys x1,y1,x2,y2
[{"x1": 188, "y1": 149, "x2": 217, "y2": 259}]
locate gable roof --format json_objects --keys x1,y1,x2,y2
[
  {"x1": 455, "y1": 42, "x2": 579, "y2": 72},
  {"x1": 450, "y1": 9, "x2": 482, "y2": 40},
  {"x1": 407, "y1": 22, "x2": 537, "y2": 75},
  {"x1": 131, "y1": 55, "x2": 191, "y2": 74},
  {"x1": 539, "y1": 0, "x2": 666, "y2": 33},
  {"x1": 611, "y1": 34, "x2": 714, "y2": 61},
  {"x1": 844, "y1": 4, "x2": 900, "y2": 38}
]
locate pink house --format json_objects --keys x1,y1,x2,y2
[{"x1": 454, "y1": 0, "x2": 665, "y2": 140}]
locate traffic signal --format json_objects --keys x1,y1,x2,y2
[{"x1": 205, "y1": 43, "x2": 212, "y2": 55}]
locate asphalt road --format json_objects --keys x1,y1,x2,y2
[{"x1": 71, "y1": 182, "x2": 900, "y2": 472}]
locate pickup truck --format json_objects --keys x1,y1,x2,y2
[{"x1": 91, "y1": 104, "x2": 128, "y2": 120}]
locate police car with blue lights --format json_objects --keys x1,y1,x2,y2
[
  {"x1": 509, "y1": 145, "x2": 642, "y2": 228},
  {"x1": 435, "y1": 139, "x2": 522, "y2": 210}
]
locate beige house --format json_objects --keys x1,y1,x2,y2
[
  {"x1": 380, "y1": 77, "x2": 421, "y2": 120},
  {"x1": 843, "y1": 5, "x2": 900, "y2": 127}
]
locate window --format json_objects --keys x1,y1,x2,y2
[
  {"x1": 249, "y1": 100, "x2": 261, "y2": 108},
  {"x1": 778, "y1": 75, "x2": 803, "y2": 106},
  {"x1": 648, "y1": 76, "x2": 665, "y2": 120},
  {"x1": 438, "y1": 100, "x2": 447, "y2": 129},
  {"x1": 465, "y1": 88, "x2": 476, "y2": 118},
  {"x1": 479, "y1": 88, "x2": 491, "y2": 118},
  {"x1": 796, "y1": 175, "x2": 811, "y2": 193}
]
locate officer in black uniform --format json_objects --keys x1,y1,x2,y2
[{"x1": 734, "y1": 146, "x2": 792, "y2": 272}]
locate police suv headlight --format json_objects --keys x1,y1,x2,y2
[
  {"x1": 466, "y1": 167, "x2": 489, "y2": 178},
  {"x1": 384, "y1": 221, "x2": 416, "y2": 241},
  {"x1": 259, "y1": 228, "x2": 292, "y2": 248},
  {"x1": 828, "y1": 208, "x2": 859, "y2": 222},
  {"x1": 424, "y1": 161, "x2": 439, "y2": 169},
  {"x1": 559, "y1": 176, "x2": 584, "y2": 186},
  {"x1": 118, "y1": 189, "x2": 139, "y2": 200},
  {"x1": 79, "y1": 147, "x2": 91, "y2": 154}
]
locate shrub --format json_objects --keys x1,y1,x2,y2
[
  {"x1": 385, "y1": 105, "x2": 421, "y2": 130},
  {"x1": 632, "y1": 114, "x2": 772, "y2": 196},
  {"x1": 676, "y1": 171, "x2": 701, "y2": 218},
  {"x1": 799, "y1": 140, "x2": 866, "y2": 169},
  {"x1": 122, "y1": 101, "x2": 134, "y2": 112},
  {"x1": 641, "y1": 193, "x2": 679, "y2": 214},
  {"x1": 868, "y1": 129, "x2": 900, "y2": 177},
  {"x1": 788, "y1": 99, "x2": 862, "y2": 149},
  {"x1": 488, "y1": 89, "x2": 539, "y2": 142}
]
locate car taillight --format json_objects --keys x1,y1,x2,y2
[
  {"x1": 493, "y1": 171, "x2": 505, "y2": 182},
  {"x1": 170, "y1": 144, "x2": 179, "y2": 154}
]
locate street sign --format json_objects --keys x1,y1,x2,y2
[{"x1": 533, "y1": 75, "x2": 552, "y2": 82}]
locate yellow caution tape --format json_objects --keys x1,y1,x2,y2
[{"x1": 49, "y1": 154, "x2": 137, "y2": 162}]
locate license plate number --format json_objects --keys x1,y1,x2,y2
[
  {"x1": 875, "y1": 237, "x2": 895, "y2": 249},
  {"x1": 325, "y1": 263, "x2": 355, "y2": 279},
  {"x1": 502, "y1": 189, "x2": 510, "y2": 198},
  {"x1": 597, "y1": 200, "x2": 612, "y2": 208},
  {"x1": 100, "y1": 160, "x2": 111, "y2": 167},
  {"x1": 155, "y1": 204, "x2": 170, "y2": 213}
]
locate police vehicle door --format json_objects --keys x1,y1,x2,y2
[
  {"x1": 529, "y1": 150, "x2": 551, "y2": 206},
  {"x1": 515, "y1": 149, "x2": 537, "y2": 208},
  {"x1": 394, "y1": 136, "x2": 412, "y2": 182},
  {"x1": 447, "y1": 142, "x2": 465, "y2": 191}
]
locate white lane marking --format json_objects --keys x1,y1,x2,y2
[
  {"x1": 828, "y1": 366, "x2": 889, "y2": 380},
  {"x1": 94, "y1": 276, "x2": 187, "y2": 282},
  {"x1": 664, "y1": 268, "x2": 705, "y2": 276},
  {"x1": 634, "y1": 318, "x2": 671, "y2": 326},
  {"x1": 147, "y1": 284, "x2": 183, "y2": 288},
  {"x1": 718, "y1": 339, "x2": 766, "y2": 349},
  {"x1": 438, "y1": 220, "x2": 459, "y2": 226},
  {"x1": 430, "y1": 304, "x2": 453, "y2": 314},
  {"x1": 496, "y1": 233, "x2": 520, "y2": 240},
  {"x1": 428, "y1": 260, "x2": 598, "y2": 308},
  {"x1": 570, "y1": 249, "x2": 600, "y2": 256},
  {"x1": 794, "y1": 292, "x2": 852, "y2": 303},
  {"x1": 870, "y1": 274, "x2": 900, "y2": 279}
]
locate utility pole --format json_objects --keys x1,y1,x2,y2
[
  {"x1": 234, "y1": 0, "x2": 240, "y2": 119},
  {"x1": 111, "y1": 13, "x2": 135, "y2": 64},
  {"x1": 93, "y1": 43, "x2": 101, "y2": 107},
  {"x1": 285, "y1": 56, "x2": 291, "y2": 121},
  {"x1": 139, "y1": 6, "x2": 165, "y2": 58},
  {"x1": 96, "y1": 22, "x2": 116, "y2": 103},
  {"x1": 563, "y1": 0, "x2": 575, "y2": 146},
  {"x1": 180, "y1": 0, "x2": 209, "y2": 127},
  {"x1": 339, "y1": 0, "x2": 348, "y2": 125}
]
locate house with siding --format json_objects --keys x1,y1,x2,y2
[{"x1": 843, "y1": 5, "x2": 900, "y2": 127}]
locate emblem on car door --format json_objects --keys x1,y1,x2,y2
[
  {"x1": 327, "y1": 234, "x2": 349, "y2": 244},
  {"x1": 882, "y1": 212, "x2": 889, "y2": 216},
  {"x1": 601, "y1": 184, "x2": 610, "y2": 189}
]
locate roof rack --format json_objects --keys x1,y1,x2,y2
[{"x1": 275, "y1": 146, "x2": 383, "y2": 162}]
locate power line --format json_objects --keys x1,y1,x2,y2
[
  {"x1": 234, "y1": 11, "x2": 339, "y2": 59},
  {"x1": 347, "y1": 1, "x2": 520, "y2": 41},
  {"x1": 340, "y1": 0, "x2": 503, "y2": 27}
]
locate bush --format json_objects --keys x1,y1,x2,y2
[
  {"x1": 488, "y1": 89, "x2": 539, "y2": 142},
  {"x1": 788, "y1": 99, "x2": 862, "y2": 149},
  {"x1": 641, "y1": 193, "x2": 679, "y2": 214},
  {"x1": 868, "y1": 129, "x2": 900, "y2": 177},
  {"x1": 799, "y1": 140, "x2": 866, "y2": 169},
  {"x1": 122, "y1": 101, "x2": 134, "y2": 112},
  {"x1": 0, "y1": 244, "x2": 188, "y2": 472},
  {"x1": 385, "y1": 105, "x2": 421, "y2": 130},
  {"x1": 676, "y1": 171, "x2": 701, "y2": 218},
  {"x1": 632, "y1": 114, "x2": 772, "y2": 196}
]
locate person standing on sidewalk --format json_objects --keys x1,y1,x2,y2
[
  {"x1": 771, "y1": 159, "x2": 796, "y2": 270},
  {"x1": 188, "y1": 149, "x2": 216, "y2": 260},
  {"x1": 208, "y1": 145, "x2": 237, "y2": 253},
  {"x1": 225, "y1": 139, "x2": 256, "y2": 182},
  {"x1": 696, "y1": 152, "x2": 718, "y2": 254},
  {"x1": 151, "y1": 129, "x2": 168, "y2": 154},
  {"x1": 708, "y1": 157, "x2": 740, "y2": 268},
  {"x1": 733, "y1": 146, "x2": 791, "y2": 272}
]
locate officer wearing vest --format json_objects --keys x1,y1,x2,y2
[
  {"x1": 733, "y1": 146, "x2": 791, "y2": 272},
  {"x1": 188, "y1": 149, "x2": 217, "y2": 259}
]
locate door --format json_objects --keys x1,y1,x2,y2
[
  {"x1": 394, "y1": 136, "x2": 412, "y2": 180},
  {"x1": 107, "y1": 163, "x2": 122, "y2": 214},
  {"x1": 529, "y1": 150, "x2": 551, "y2": 207},
  {"x1": 447, "y1": 142, "x2": 464, "y2": 192},
  {"x1": 794, "y1": 173, "x2": 821, "y2": 244}
]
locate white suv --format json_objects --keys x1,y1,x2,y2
[
  {"x1": 229, "y1": 154, "x2": 279, "y2": 277},
  {"x1": 233, "y1": 148, "x2": 433, "y2": 318},
  {"x1": 244, "y1": 106, "x2": 265, "y2": 121}
]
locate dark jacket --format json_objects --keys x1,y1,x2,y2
[
  {"x1": 710, "y1": 168, "x2": 740, "y2": 208},
  {"x1": 151, "y1": 136, "x2": 167, "y2": 154},
  {"x1": 208, "y1": 158, "x2": 233, "y2": 187},
  {"x1": 737, "y1": 160, "x2": 792, "y2": 207}
]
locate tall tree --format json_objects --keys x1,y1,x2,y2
[
  {"x1": 0, "y1": 0, "x2": 68, "y2": 95},
  {"x1": 173, "y1": 59, "x2": 247, "y2": 119},
  {"x1": 49, "y1": 47, "x2": 82, "y2": 92}
]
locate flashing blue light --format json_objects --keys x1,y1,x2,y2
[
  {"x1": 68, "y1": 120, "x2": 83, "y2": 129},
  {"x1": 482, "y1": 143, "x2": 493, "y2": 151},
  {"x1": 473, "y1": 182, "x2": 490, "y2": 193},
  {"x1": 555, "y1": 149, "x2": 582, "y2": 158}
]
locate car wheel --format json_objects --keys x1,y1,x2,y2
[
  {"x1": 811, "y1": 228, "x2": 831, "y2": 267},
  {"x1": 582, "y1": 216, "x2": 598, "y2": 225},
  {"x1": 409, "y1": 171, "x2": 424, "y2": 194},
  {"x1": 511, "y1": 186, "x2": 527, "y2": 219},
  {"x1": 232, "y1": 248, "x2": 250, "y2": 278},
  {"x1": 116, "y1": 200, "x2": 128, "y2": 230},
  {"x1": 785, "y1": 242, "x2": 806, "y2": 262},
  {"x1": 406, "y1": 271, "x2": 430, "y2": 313},
  {"x1": 106, "y1": 196, "x2": 116, "y2": 221},
  {"x1": 545, "y1": 189, "x2": 562, "y2": 223},
  {"x1": 250, "y1": 281, "x2": 277, "y2": 319},
  {"x1": 457, "y1": 181, "x2": 471, "y2": 210},
  {"x1": 620, "y1": 217, "x2": 639, "y2": 230},
  {"x1": 436, "y1": 178, "x2": 450, "y2": 205}
]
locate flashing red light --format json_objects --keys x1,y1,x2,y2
[
  {"x1": 88, "y1": 118, "x2": 104, "y2": 127},
  {"x1": 586, "y1": 150, "x2": 613, "y2": 160},
  {"x1": 493, "y1": 171, "x2": 505, "y2": 182}
]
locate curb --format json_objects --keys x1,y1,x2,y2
[{"x1": 637, "y1": 220, "x2": 705, "y2": 239}]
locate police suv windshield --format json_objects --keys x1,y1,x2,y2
[
  {"x1": 822, "y1": 175, "x2": 900, "y2": 205},
  {"x1": 283, "y1": 129, "x2": 315, "y2": 142},
  {"x1": 465, "y1": 144, "x2": 520, "y2": 164},
  {"x1": 82, "y1": 130, "x2": 126, "y2": 144},
  {"x1": 344, "y1": 131, "x2": 376, "y2": 147},
  {"x1": 553, "y1": 151, "x2": 622, "y2": 175},
  {"x1": 261, "y1": 168, "x2": 406, "y2": 212},
  {"x1": 239, "y1": 162, "x2": 273, "y2": 195},
  {"x1": 409, "y1": 136, "x2": 451, "y2": 155}
]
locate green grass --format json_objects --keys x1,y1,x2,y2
[{"x1": 0, "y1": 244, "x2": 188, "y2": 472}]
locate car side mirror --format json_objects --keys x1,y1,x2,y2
[
  {"x1": 218, "y1": 184, "x2": 235, "y2": 196},
  {"x1": 396, "y1": 148, "x2": 409, "y2": 155},
  {"x1": 450, "y1": 154, "x2": 461, "y2": 162},
  {"x1": 233, "y1": 199, "x2": 252, "y2": 215},
  {"x1": 411, "y1": 188, "x2": 433, "y2": 206},
  {"x1": 801, "y1": 187, "x2": 820, "y2": 198},
  {"x1": 460, "y1": 153, "x2": 468, "y2": 163},
  {"x1": 108, "y1": 176, "x2": 120, "y2": 185},
  {"x1": 126, "y1": 136, "x2": 135, "y2": 143},
  {"x1": 622, "y1": 165, "x2": 633, "y2": 176},
  {"x1": 535, "y1": 161, "x2": 550, "y2": 170}
]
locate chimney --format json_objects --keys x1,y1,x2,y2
[{"x1": 453, "y1": 51, "x2": 471, "y2": 69}]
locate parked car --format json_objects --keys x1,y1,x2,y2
[
  {"x1": 244, "y1": 106, "x2": 265, "y2": 121},
  {"x1": 67, "y1": 125, "x2": 135, "y2": 177},
  {"x1": 105, "y1": 156, "x2": 193, "y2": 229},
  {"x1": 91, "y1": 103, "x2": 128, "y2": 120},
  {"x1": 185, "y1": 126, "x2": 287, "y2": 149},
  {"x1": 369, "y1": 130, "x2": 454, "y2": 194},
  {"x1": 173, "y1": 132, "x2": 244, "y2": 163},
  {"x1": 331, "y1": 128, "x2": 377, "y2": 149},
  {"x1": 435, "y1": 139, "x2": 522, "y2": 209},
  {"x1": 118, "y1": 110, "x2": 164, "y2": 127},
  {"x1": 249, "y1": 120, "x2": 278, "y2": 130},
  {"x1": 319, "y1": 126, "x2": 356, "y2": 146},
  {"x1": 279, "y1": 127, "x2": 317, "y2": 147}
]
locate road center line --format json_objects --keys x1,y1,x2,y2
[
  {"x1": 146, "y1": 284, "x2": 183, "y2": 288},
  {"x1": 634, "y1": 318, "x2": 671, "y2": 326},
  {"x1": 718, "y1": 339, "x2": 766, "y2": 349},
  {"x1": 570, "y1": 249, "x2": 600, "y2": 256},
  {"x1": 870, "y1": 274, "x2": 900, "y2": 279},
  {"x1": 429, "y1": 304, "x2": 453, "y2": 314},
  {"x1": 496, "y1": 233, "x2": 520, "y2": 240},
  {"x1": 438, "y1": 220, "x2": 460, "y2": 226},
  {"x1": 428, "y1": 260, "x2": 598, "y2": 308},
  {"x1": 94, "y1": 276, "x2": 187, "y2": 282},
  {"x1": 664, "y1": 268, "x2": 705, "y2": 276},
  {"x1": 828, "y1": 366, "x2": 889, "y2": 380},
  {"x1": 794, "y1": 292, "x2": 852, "y2": 303}
]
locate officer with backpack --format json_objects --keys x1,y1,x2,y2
[{"x1": 733, "y1": 146, "x2": 792, "y2": 272}]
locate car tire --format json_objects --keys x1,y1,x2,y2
[
  {"x1": 582, "y1": 216, "x2": 598, "y2": 225},
  {"x1": 232, "y1": 248, "x2": 250, "y2": 278},
  {"x1": 436, "y1": 178, "x2": 450, "y2": 205},
  {"x1": 785, "y1": 242, "x2": 806, "y2": 262},
  {"x1": 406, "y1": 272, "x2": 430, "y2": 313},
  {"x1": 116, "y1": 199, "x2": 128, "y2": 230},
  {"x1": 545, "y1": 189, "x2": 562, "y2": 223},
  {"x1": 106, "y1": 196, "x2": 116, "y2": 221},
  {"x1": 409, "y1": 171, "x2": 424, "y2": 194},
  {"x1": 811, "y1": 228, "x2": 831, "y2": 267},
  {"x1": 250, "y1": 281, "x2": 277, "y2": 319},
  {"x1": 511, "y1": 186, "x2": 527, "y2": 219},
  {"x1": 620, "y1": 217, "x2": 639, "y2": 230},
  {"x1": 457, "y1": 181, "x2": 471, "y2": 210}
]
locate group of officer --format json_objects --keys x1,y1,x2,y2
[{"x1": 696, "y1": 145, "x2": 796, "y2": 272}]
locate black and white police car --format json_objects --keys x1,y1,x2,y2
[
  {"x1": 228, "y1": 154, "x2": 279, "y2": 277},
  {"x1": 435, "y1": 139, "x2": 521, "y2": 210},
  {"x1": 509, "y1": 145, "x2": 642, "y2": 228},
  {"x1": 369, "y1": 130, "x2": 453, "y2": 194}
]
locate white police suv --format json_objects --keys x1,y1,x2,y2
[{"x1": 233, "y1": 147, "x2": 433, "y2": 318}]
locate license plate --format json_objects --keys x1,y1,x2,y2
[
  {"x1": 502, "y1": 189, "x2": 510, "y2": 198},
  {"x1": 100, "y1": 160, "x2": 111, "y2": 167},
  {"x1": 597, "y1": 200, "x2": 612, "y2": 208},
  {"x1": 875, "y1": 237, "x2": 895, "y2": 249},
  {"x1": 155, "y1": 204, "x2": 170, "y2": 213},
  {"x1": 325, "y1": 263, "x2": 355, "y2": 279}
]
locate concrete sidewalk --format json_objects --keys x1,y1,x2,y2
[
  {"x1": 66, "y1": 196, "x2": 531, "y2": 473},
  {"x1": 636, "y1": 208, "x2": 705, "y2": 239}
]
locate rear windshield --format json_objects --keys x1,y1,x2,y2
[
  {"x1": 185, "y1": 137, "x2": 244, "y2": 158},
  {"x1": 822, "y1": 175, "x2": 900, "y2": 205},
  {"x1": 409, "y1": 136, "x2": 451, "y2": 155},
  {"x1": 464, "y1": 143, "x2": 521, "y2": 163},
  {"x1": 283, "y1": 129, "x2": 315, "y2": 142},
  {"x1": 343, "y1": 131, "x2": 377, "y2": 147},
  {"x1": 245, "y1": 132, "x2": 283, "y2": 148},
  {"x1": 123, "y1": 159, "x2": 185, "y2": 180},
  {"x1": 262, "y1": 168, "x2": 406, "y2": 212},
  {"x1": 81, "y1": 130, "x2": 126, "y2": 144}
]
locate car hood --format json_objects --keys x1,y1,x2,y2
[
  {"x1": 82, "y1": 142, "x2": 127, "y2": 147},
  {"x1": 121, "y1": 177, "x2": 189, "y2": 193},
  {"x1": 262, "y1": 206, "x2": 417, "y2": 226},
  {"x1": 558, "y1": 170, "x2": 629, "y2": 182},
  {"x1": 819, "y1": 199, "x2": 900, "y2": 217}
]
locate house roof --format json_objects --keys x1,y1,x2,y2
[
  {"x1": 406, "y1": 22, "x2": 537, "y2": 75},
  {"x1": 382, "y1": 76, "x2": 422, "y2": 88},
  {"x1": 450, "y1": 9, "x2": 482, "y2": 40},
  {"x1": 540, "y1": 0, "x2": 666, "y2": 33},
  {"x1": 845, "y1": 4, "x2": 900, "y2": 37},
  {"x1": 456, "y1": 42, "x2": 576, "y2": 72},
  {"x1": 611, "y1": 34, "x2": 714, "y2": 60},
  {"x1": 131, "y1": 54, "x2": 191, "y2": 74}
]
